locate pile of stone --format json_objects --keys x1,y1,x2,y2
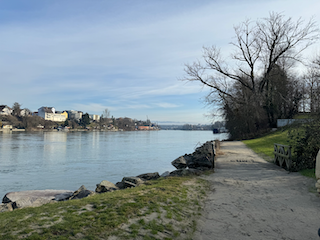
[
  {"x1": 170, "y1": 140, "x2": 215, "y2": 176},
  {"x1": 0, "y1": 141, "x2": 216, "y2": 213},
  {"x1": 0, "y1": 173, "x2": 162, "y2": 213}
]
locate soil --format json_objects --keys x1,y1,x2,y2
[{"x1": 194, "y1": 141, "x2": 320, "y2": 240}]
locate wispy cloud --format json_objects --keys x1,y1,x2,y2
[
  {"x1": 156, "y1": 102, "x2": 180, "y2": 108},
  {"x1": 1, "y1": 0, "x2": 319, "y2": 123}
]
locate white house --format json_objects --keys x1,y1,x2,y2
[
  {"x1": 38, "y1": 107, "x2": 67, "y2": 122},
  {"x1": 0, "y1": 105, "x2": 12, "y2": 115},
  {"x1": 20, "y1": 109, "x2": 32, "y2": 116},
  {"x1": 89, "y1": 114, "x2": 100, "y2": 122}
]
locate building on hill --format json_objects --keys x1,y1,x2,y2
[
  {"x1": 38, "y1": 107, "x2": 67, "y2": 122},
  {"x1": 89, "y1": 114, "x2": 100, "y2": 122},
  {"x1": 66, "y1": 110, "x2": 83, "y2": 122},
  {"x1": 0, "y1": 105, "x2": 12, "y2": 115},
  {"x1": 20, "y1": 109, "x2": 32, "y2": 116}
]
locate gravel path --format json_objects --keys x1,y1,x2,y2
[{"x1": 194, "y1": 141, "x2": 320, "y2": 240}]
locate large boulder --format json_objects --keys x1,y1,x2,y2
[
  {"x1": 171, "y1": 156, "x2": 187, "y2": 169},
  {"x1": 120, "y1": 176, "x2": 144, "y2": 189},
  {"x1": 115, "y1": 181, "x2": 126, "y2": 190},
  {"x1": 188, "y1": 141, "x2": 215, "y2": 170},
  {"x1": 160, "y1": 171, "x2": 170, "y2": 177},
  {"x1": 95, "y1": 180, "x2": 118, "y2": 193},
  {"x1": 2, "y1": 190, "x2": 73, "y2": 209},
  {"x1": 136, "y1": 172, "x2": 160, "y2": 181},
  {"x1": 68, "y1": 185, "x2": 95, "y2": 200}
]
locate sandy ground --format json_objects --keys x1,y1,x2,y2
[{"x1": 194, "y1": 141, "x2": 320, "y2": 240}]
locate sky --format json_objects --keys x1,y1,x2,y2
[{"x1": 1, "y1": 0, "x2": 320, "y2": 125}]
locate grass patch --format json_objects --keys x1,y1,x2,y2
[
  {"x1": 243, "y1": 128, "x2": 317, "y2": 179},
  {"x1": 243, "y1": 129, "x2": 290, "y2": 159},
  {"x1": 299, "y1": 168, "x2": 316, "y2": 179},
  {"x1": 0, "y1": 176, "x2": 208, "y2": 239}
]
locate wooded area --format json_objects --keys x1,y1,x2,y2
[{"x1": 183, "y1": 12, "x2": 320, "y2": 139}]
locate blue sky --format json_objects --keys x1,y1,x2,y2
[{"x1": 1, "y1": 0, "x2": 319, "y2": 124}]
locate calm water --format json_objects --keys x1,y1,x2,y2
[{"x1": 0, "y1": 130, "x2": 228, "y2": 198}]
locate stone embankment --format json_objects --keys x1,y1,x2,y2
[{"x1": 0, "y1": 141, "x2": 216, "y2": 213}]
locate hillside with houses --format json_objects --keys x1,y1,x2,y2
[{"x1": 0, "y1": 103, "x2": 159, "y2": 132}]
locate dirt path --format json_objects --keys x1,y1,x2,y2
[{"x1": 194, "y1": 141, "x2": 320, "y2": 240}]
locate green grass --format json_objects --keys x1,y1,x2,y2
[
  {"x1": 299, "y1": 168, "x2": 316, "y2": 179},
  {"x1": 243, "y1": 128, "x2": 316, "y2": 179},
  {"x1": 242, "y1": 130, "x2": 290, "y2": 158},
  {"x1": 0, "y1": 176, "x2": 209, "y2": 240}
]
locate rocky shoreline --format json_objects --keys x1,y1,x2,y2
[{"x1": 0, "y1": 140, "x2": 217, "y2": 213}]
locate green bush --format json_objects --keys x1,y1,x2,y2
[{"x1": 288, "y1": 119, "x2": 320, "y2": 171}]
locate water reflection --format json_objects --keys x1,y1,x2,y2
[{"x1": 43, "y1": 132, "x2": 67, "y2": 163}]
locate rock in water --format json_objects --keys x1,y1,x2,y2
[
  {"x1": 171, "y1": 156, "x2": 187, "y2": 169},
  {"x1": 171, "y1": 141, "x2": 215, "y2": 170},
  {"x1": 187, "y1": 141, "x2": 215, "y2": 169}
]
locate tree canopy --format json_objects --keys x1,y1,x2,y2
[{"x1": 183, "y1": 12, "x2": 319, "y2": 139}]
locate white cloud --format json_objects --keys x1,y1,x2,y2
[
  {"x1": 155, "y1": 102, "x2": 181, "y2": 108},
  {"x1": 1, "y1": 0, "x2": 320, "y2": 123}
]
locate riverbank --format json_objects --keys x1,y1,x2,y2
[
  {"x1": 0, "y1": 129, "x2": 25, "y2": 132},
  {"x1": 0, "y1": 175, "x2": 209, "y2": 239},
  {"x1": 0, "y1": 131, "x2": 227, "y2": 198}
]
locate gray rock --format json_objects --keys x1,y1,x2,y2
[
  {"x1": 122, "y1": 177, "x2": 144, "y2": 186},
  {"x1": 54, "y1": 192, "x2": 74, "y2": 201},
  {"x1": 2, "y1": 190, "x2": 73, "y2": 209},
  {"x1": 69, "y1": 185, "x2": 95, "y2": 200},
  {"x1": 0, "y1": 202, "x2": 13, "y2": 212},
  {"x1": 186, "y1": 141, "x2": 215, "y2": 169},
  {"x1": 171, "y1": 156, "x2": 187, "y2": 169},
  {"x1": 136, "y1": 172, "x2": 160, "y2": 181},
  {"x1": 160, "y1": 171, "x2": 170, "y2": 177},
  {"x1": 13, "y1": 197, "x2": 55, "y2": 209},
  {"x1": 95, "y1": 180, "x2": 119, "y2": 193},
  {"x1": 169, "y1": 168, "x2": 202, "y2": 177},
  {"x1": 119, "y1": 176, "x2": 144, "y2": 189},
  {"x1": 123, "y1": 181, "x2": 137, "y2": 188},
  {"x1": 115, "y1": 182, "x2": 126, "y2": 189}
]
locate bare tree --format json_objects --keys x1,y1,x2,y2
[
  {"x1": 303, "y1": 55, "x2": 320, "y2": 113},
  {"x1": 183, "y1": 12, "x2": 319, "y2": 138},
  {"x1": 12, "y1": 102, "x2": 21, "y2": 117},
  {"x1": 102, "y1": 109, "x2": 110, "y2": 119},
  {"x1": 100, "y1": 108, "x2": 111, "y2": 128}
]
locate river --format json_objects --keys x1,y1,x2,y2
[{"x1": 0, "y1": 130, "x2": 228, "y2": 198}]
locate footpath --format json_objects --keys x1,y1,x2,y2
[{"x1": 194, "y1": 141, "x2": 320, "y2": 240}]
